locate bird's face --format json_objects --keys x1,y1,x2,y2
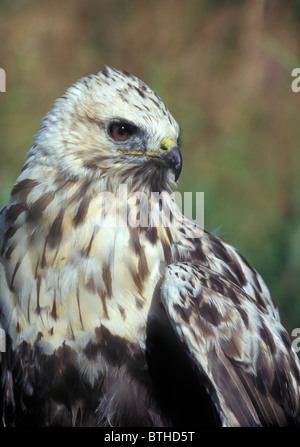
[{"x1": 30, "y1": 67, "x2": 182, "y2": 193}]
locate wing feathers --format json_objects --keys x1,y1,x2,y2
[{"x1": 161, "y1": 262, "x2": 300, "y2": 426}]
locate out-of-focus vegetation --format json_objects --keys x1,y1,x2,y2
[{"x1": 0, "y1": 0, "x2": 300, "y2": 333}]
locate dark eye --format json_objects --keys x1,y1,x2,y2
[{"x1": 109, "y1": 122, "x2": 136, "y2": 141}]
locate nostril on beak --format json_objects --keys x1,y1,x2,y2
[{"x1": 159, "y1": 136, "x2": 178, "y2": 153}]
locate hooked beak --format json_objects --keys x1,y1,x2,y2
[
  {"x1": 159, "y1": 139, "x2": 182, "y2": 182},
  {"x1": 150, "y1": 136, "x2": 182, "y2": 182},
  {"x1": 118, "y1": 136, "x2": 182, "y2": 182}
]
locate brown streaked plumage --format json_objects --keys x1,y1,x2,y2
[{"x1": 1, "y1": 67, "x2": 300, "y2": 427}]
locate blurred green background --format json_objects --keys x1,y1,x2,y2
[{"x1": 0, "y1": 0, "x2": 300, "y2": 335}]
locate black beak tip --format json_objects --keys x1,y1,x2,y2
[
  {"x1": 174, "y1": 159, "x2": 182, "y2": 182},
  {"x1": 160, "y1": 145, "x2": 183, "y2": 182},
  {"x1": 172, "y1": 146, "x2": 182, "y2": 182}
]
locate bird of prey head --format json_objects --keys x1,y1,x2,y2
[{"x1": 29, "y1": 67, "x2": 182, "y2": 194}]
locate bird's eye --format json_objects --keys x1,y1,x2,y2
[{"x1": 109, "y1": 122, "x2": 136, "y2": 141}]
